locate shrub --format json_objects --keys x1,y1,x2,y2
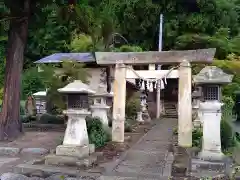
[
  {"x1": 39, "y1": 113, "x2": 65, "y2": 124},
  {"x1": 173, "y1": 127, "x2": 202, "y2": 148},
  {"x1": 20, "y1": 115, "x2": 36, "y2": 123},
  {"x1": 222, "y1": 96, "x2": 234, "y2": 121},
  {"x1": 221, "y1": 119, "x2": 235, "y2": 150},
  {"x1": 125, "y1": 119, "x2": 133, "y2": 132},
  {"x1": 192, "y1": 128, "x2": 203, "y2": 148},
  {"x1": 86, "y1": 116, "x2": 110, "y2": 148},
  {"x1": 125, "y1": 93, "x2": 141, "y2": 119}
]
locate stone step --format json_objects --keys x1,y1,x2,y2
[
  {"x1": 191, "y1": 158, "x2": 229, "y2": 174},
  {"x1": 14, "y1": 163, "x2": 102, "y2": 177},
  {"x1": 45, "y1": 152, "x2": 102, "y2": 168}
]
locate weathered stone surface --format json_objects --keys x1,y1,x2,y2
[
  {"x1": 76, "y1": 155, "x2": 97, "y2": 168},
  {"x1": 29, "y1": 177, "x2": 44, "y2": 180},
  {"x1": 28, "y1": 170, "x2": 46, "y2": 177},
  {"x1": 0, "y1": 147, "x2": 20, "y2": 156},
  {"x1": 88, "y1": 144, "x2": 95, "y2": 154},
  {"x1": 21, "y1": 148, "x2": 49, "y2": 155},
  {"x1": 45, "y1": 155, "x2": 79, "y2": 166},
  {"x1": 56, "y1": 145, "x2": 91, "y2": 158},
  {"x1": 0, "y1": 173, "x2": 29, "y2": 180}
]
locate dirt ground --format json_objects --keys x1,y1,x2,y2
[
  {"x1": 0, "y1": 120, "x2": 155, "y2": 165},
  {"x1": 0, "y1": 131, "x2": 64, "y2": 149}
]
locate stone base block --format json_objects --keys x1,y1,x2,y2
[
  {"x1": 56, "y1": 144, "x2": 95, "y2": 158},
  {"x1": 45, "y1": 153, "x2": 98, "y2": 168},
  {"x1": 191, "y1": 156, "x2": 233, "y2": 178},
  {"x1": 198, "y1": 150, "x2": 225, "y2": 161},
  {"x1": 191, "y1": 158, "x2": 226, "y2": 172}
]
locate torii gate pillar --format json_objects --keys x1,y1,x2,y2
[
  {"x1": 112, "y1": 63, "x2": 126, "y2": 143},
  {"x1": 178, "y1": 60, "x2": 192, "y2": 147}
]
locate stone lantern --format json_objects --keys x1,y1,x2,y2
[
  {"x1": 191, "y1": 66, "x2": 233, "y2": 174},
  {"x1": 47, "y1": 80, "x2": 96, "y2": 164},
  {"x1": 90, "y1": 85, "x2": 113, "y2": 129}
]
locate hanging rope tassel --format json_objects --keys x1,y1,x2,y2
[
  {"x1": 149, "y1": 80, "x2": 153, "y2": 92},
  {"x1": 141, "y1": 80, "x2": 145, "y2": 90}
]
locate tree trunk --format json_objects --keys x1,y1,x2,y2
[{"x1": 0, "y1": 0, "x2": 31, "y2": 140}]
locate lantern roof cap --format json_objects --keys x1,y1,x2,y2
[{"x1": 58, "y1": 80, "x2": 95, "y2": 94}]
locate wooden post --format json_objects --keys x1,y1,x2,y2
[
  {"x1": 178, "y1": 60, "x2": 192, "y2": 147},
  {"x1": 112, "y1": 63, "x2": 127, "y2": 143}
]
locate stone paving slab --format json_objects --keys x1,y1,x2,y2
[
  {"x1": 110, "y1": 118, "x2": 177, "y2": 179},
  {"x1": 98, "y1": 175, "x2": 170, "y2": 180},
  {"x1": 0, "y1": 157, "x2": 19, "y2": 167}
]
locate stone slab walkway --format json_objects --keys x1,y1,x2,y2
[{"x1": 101, "y1": 117, "x2": 177, "y2": 180}]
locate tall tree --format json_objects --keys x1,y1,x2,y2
[
  {"x1": 0, "y1": 0, "x2": 32, "y2": 140},
  {"x1": 0, "y1": 0, "x2": 73, "y2": 140}
]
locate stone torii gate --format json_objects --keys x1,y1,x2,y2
[{"x1": 95, "y1": 48, "x2": 216, "y2": 147}]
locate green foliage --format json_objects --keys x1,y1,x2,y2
[
  {"x1": 86, "y1": 116, "x2": 110, "y2": 148},
  {"x1": 192, "y1": 128, "x2": 203, "y2": 148},
  {"x1": 39, "y1": 113, "x2": 65, "y2": 124},
  {"x1": 221, "y1": 96, "x2": 236, "y2": 151},
  {"x1": 0, "y1": 56, "x2": 5, "y2": 88},
  {"x1": 20, "y1": 115, "x2": 36, "y2": 123},
  {"x1": 114, "y1": 45, "x2": 143, "y2": 52},
  {"x1": 221, "y1": 96, "x2": 234, "y2": 121},
  {"x1": 124, "y1": 118, "x2": 134, "y2": 132},
  {"x1": 173, "y1": 127, "x2": 203, "y2": 148},
  {"x1": 221, "y1": 119, "x2": 235, "y2": 151},
  {"x1": 0, "y1": 87, "x2": 3, "y2": 105},
  {"x1": 125, "y1": 93, "x2": 141, "y2": 120},
  {"x1": 69, "y1": 33, "x2": 94, "y2": 52},
  {"x1": 21, "y1": 67, "x2": 45, "y2": 99}
]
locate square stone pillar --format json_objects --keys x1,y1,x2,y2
[
  {"x1": 178, "y1": 60, "x2": 192, "y2": 147},
  {"x1": 112, "y1": 63, "x2": 127, "y2": 143},
  {"x1": 198, "y1": 101, "x2": 224, "y2": 160}
]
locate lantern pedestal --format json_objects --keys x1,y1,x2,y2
[
  {"x1": 198, "y1": 101, "x2": 224, "y2": 161},
  {"x1": 55, "y1": 109, "x2": 95, "y2": 158},
  {"x1": 45, "y1": 109, "x2": 97, "y2": 167}
]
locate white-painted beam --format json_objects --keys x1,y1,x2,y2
[{"x1": 126, "y1": 69, "x2": 179, "y2": 79}]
